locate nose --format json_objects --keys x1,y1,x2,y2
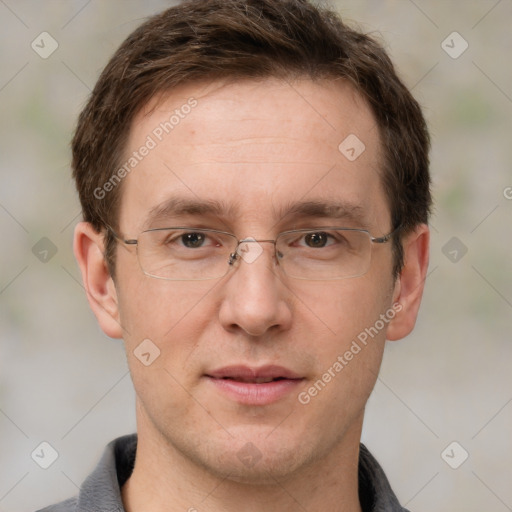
[{"x1": 218, "y1": 240, "x2": 292, "y2": 337}]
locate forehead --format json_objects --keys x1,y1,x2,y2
[{"x1": 118, "y1": 77, "x2": 389, "y2": 233}]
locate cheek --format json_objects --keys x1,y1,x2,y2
[
  {"x1": 117, "y1": 280, "x2": 216, "y2": 420},
  {"x1": 297, "y1": 306, "x2": 387, "y2": 432},
  {"x1": 117, "y1": 273, "x2": 218, "y2": 340},
  {"x1": 298, "y1": 276, "x2": 393, "y2": 341},
  {"x1": 116, "y1": 276, "x2": 224, "y2": 406},
  {"x1": 297, "y1": 277, "x2": 393, "y2": 397}
]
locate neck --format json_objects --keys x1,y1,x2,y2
[{"x1": 122, "y1": 405, "x2": 364, "y2": 512}]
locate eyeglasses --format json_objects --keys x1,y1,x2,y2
[{"x1": 109, "y1": 226, "x2": 399, "y2": 281}]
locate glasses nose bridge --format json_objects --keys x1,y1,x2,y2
[
  {"x1": 228, "y1": 237, "x2": 278, "y2": 267},
  {"x1": 237, "y1": 238, "x2": 277, "y2": 253},
  {"x1": 238, "y1": 237, "x2": 276, "y2": 245}
]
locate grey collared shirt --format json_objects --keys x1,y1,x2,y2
[{"x1": 37, "y1": 434, "x2": 410, "y2": 512}]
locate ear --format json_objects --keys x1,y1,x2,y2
[
  {"x1": 386, "y1": 223, "x2": 430, "y2": 341},
  {"x1": 73, "y1": 222, "x2": 124, "y2": 339}
]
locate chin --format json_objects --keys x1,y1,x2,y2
[{"x1": 197, "y1": 428, "x2": 317, "y2": 484}]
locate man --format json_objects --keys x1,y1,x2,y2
[{"x1": 39, "y1": 0, "x2": 431, "y2": 510}]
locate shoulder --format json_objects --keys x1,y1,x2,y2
[
  {"x1": 34, "y1": 434, "x2": 136, "y2": 512},
  {"x1": 359, "y1": 443, "x2": 411, "y2": 512},
  {"x1": 35, "y1": 496, "x2": 77, "y2": 512}
]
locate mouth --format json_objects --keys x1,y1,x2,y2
[
  {"x1": 204, "y1": 365, "x2": 304, "y2": 405},
  {"x1": 218, "y1": 376, "x2": 289, "y2": 384}
]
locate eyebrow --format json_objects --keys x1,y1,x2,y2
[
  {"x1": 277, "y1": 200, "x2": 368, "y2": 227},
  {"x1": 142, "y1": 196, "x2": 368, "y2": 230},
  {"x1": 142, "y1": 197, "x2": 237, "y2": 230}
]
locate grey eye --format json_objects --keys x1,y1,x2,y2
[{"x1": 181, "y1": 232, "x2": 206, "y2": 248}]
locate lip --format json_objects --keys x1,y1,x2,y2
[{"x1": 204, "y1": 365, "x2": 304, "y2": 405}]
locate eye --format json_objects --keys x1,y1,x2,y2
[
  {"x1": 302, "y1": 232, "x2": 333, "y2": 248},
  {"x1": 180, "y1": 232, "x2": 207, "y2": 248},
  {"x1": 161, "y1": 230, "x2": 219, "y2": 250}
]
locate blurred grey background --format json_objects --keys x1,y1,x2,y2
[{"x1": 1, "y1": 1, "x2": 511, "y2": 511}]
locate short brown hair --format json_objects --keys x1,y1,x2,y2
[{"x1": 72, "y1": 0, "x2": 431, "y2": 278}]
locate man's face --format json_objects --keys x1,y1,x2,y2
[{"x1": 111, "y1": 78, "x2": 399, "y2": 481}]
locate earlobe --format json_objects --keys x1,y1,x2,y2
[
  {"x1": 386, "y1": 224, "x2": 430, "y2": 341},
  {"x1": 73, "y1": 222, "x2": 124, "y2": 339}
]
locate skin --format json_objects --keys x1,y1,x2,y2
[{"x1": 74, "y1": 77, "x2": 429, "y2": 512}]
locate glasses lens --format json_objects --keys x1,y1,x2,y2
[
  {"x1": 135, "y1": 228, "x2": 373, "y2": 281},
  {"x1": 137, "y1": 228, "x2": 237, "y2": 280},
  {"x1": 276, "y1": 229, "x2": 371, "y2": 280}
]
